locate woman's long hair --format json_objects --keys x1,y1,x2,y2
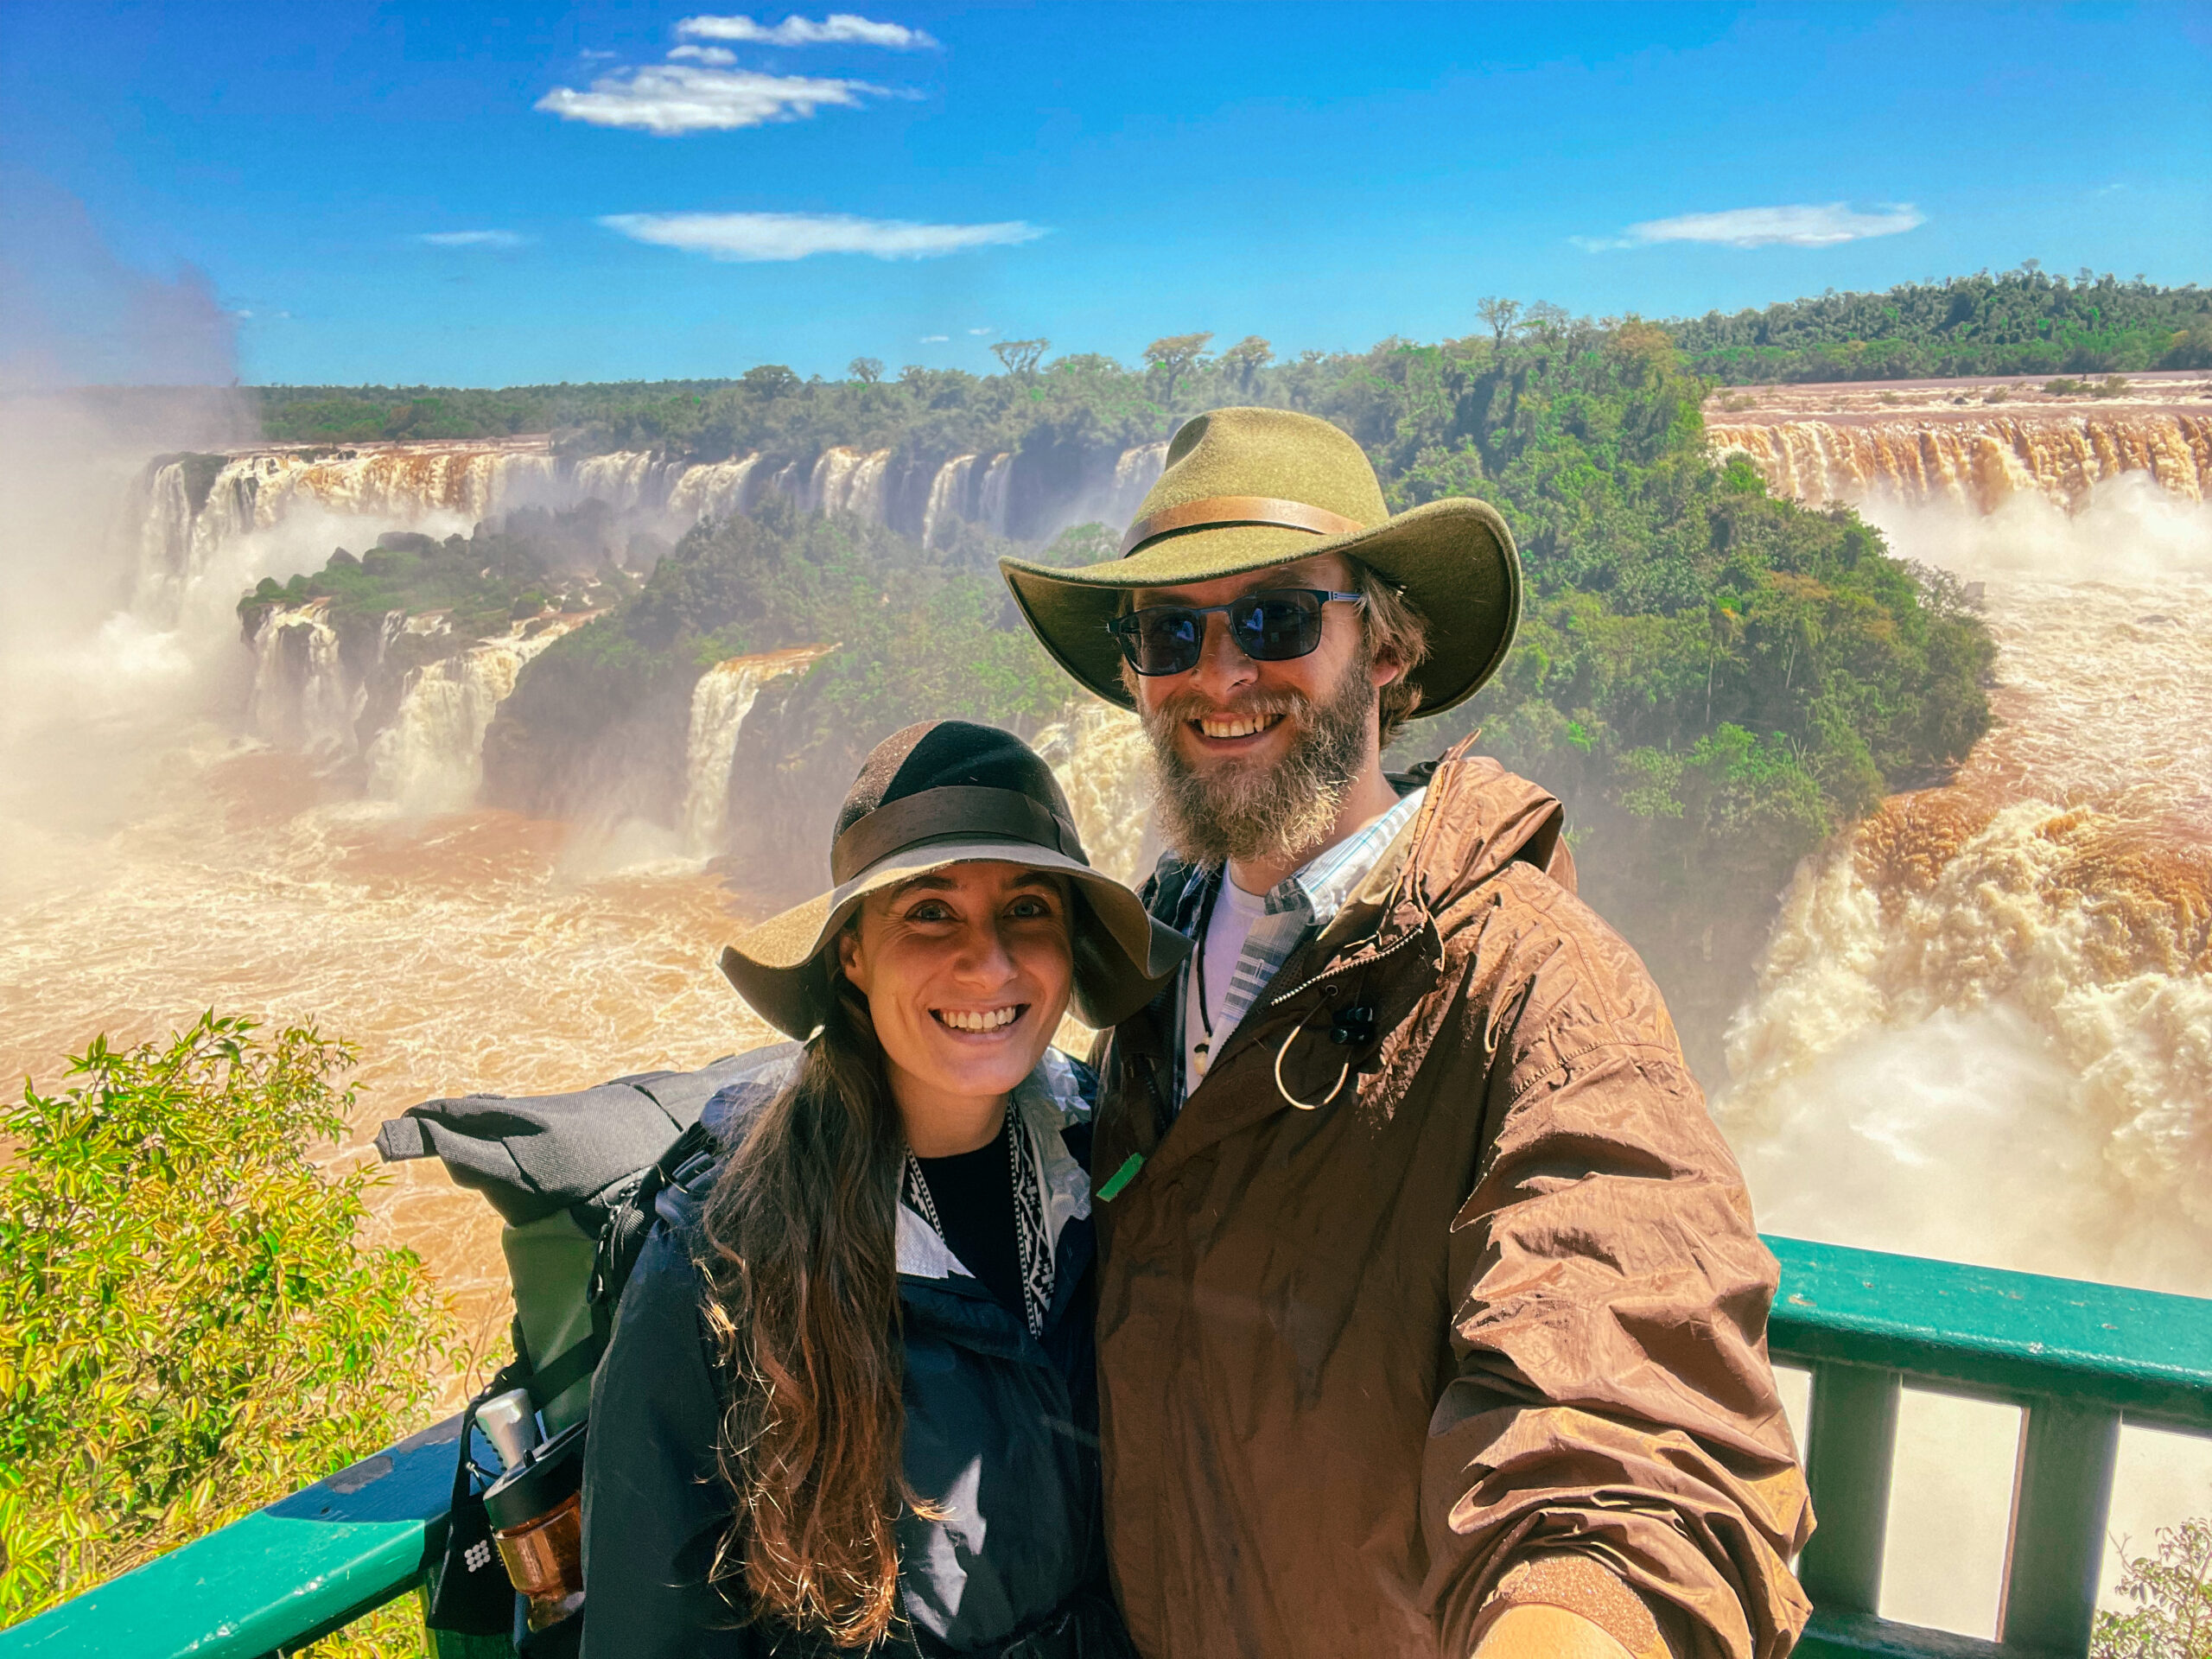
[{"x1": 698, "y1": 968, "x2": 912, "y2": 1647}]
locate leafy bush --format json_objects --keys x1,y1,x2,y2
[
  {"x1": 2094, "y1": 1516, "x2": 2212, "y2": 1659},
  {"x1": 0, "y1": 1014, "x2": 448, "y2": 1643}
]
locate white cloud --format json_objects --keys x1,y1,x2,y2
[
  {"x1": 677, "y1": 13, "x2": 938, "y2": 48},
  {"x1": 1583, "y1": 201, "x2": 1925, "y2": 252},
  {"x1": 967, "y1": 326, "x2": 994, "y2": 335},
  {"x1": 537, "y1": 64, "x2": 879, "y2": 134},
  {"x1": 919, "y1": 334, "x2": 949, "y2": 342},
  {"x1": 668, "y1": 43, "x2": 738, "y2": 63},
  {"x1": 601, "y1": 212, "x2": 1046, "y2": 262},
  {"x1": 419, "y1": 230, "x2": 528, "y2": 248}
]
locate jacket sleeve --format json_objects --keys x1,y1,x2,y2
[
  {"x1": 1419, "y1": 872, "x2": 1815, "y2": 1659},
  {"x1": 581, "y1": 1224, "x2": 755, "y2": 1659}
]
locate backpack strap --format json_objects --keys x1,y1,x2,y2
[{"x1": 586, "y1": 1118, "x2": 721, "y2": 1351}]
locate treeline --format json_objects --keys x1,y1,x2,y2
[
  {"x1": 251, "y1": 378, "x2": 745, "y2": 446},
  {"x1": 1672, "y1": 266, "x2": 2212, "y2": 383},
  {"x1": 243, "y1": 270, "x2": 2212, "y2": 452}
]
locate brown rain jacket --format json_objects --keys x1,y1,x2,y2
[{"x1": 1090, "y1": 747, "x2": 1814, "y2": 1659}]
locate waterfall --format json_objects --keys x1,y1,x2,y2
[
  {"x1": 1030, "y1": 699, "x2": 1156, "y2": 887},
  {"x1": 679, "y1": 645, "x2": 838, "y2": 856},
  {"x1": 365, "y1": 615, "x2": 590, "y2": 812},
  {"x1": 1707, "y1": 409, "x2": 2212, "y2": 514},
  {"x1": 1108, "y1": 441, "x2": 1169, "y2": 520},
  {"x1": 570, "y1": 451, "x2": 675, "y2": 515},
  {"x1": 979, "y1": 453, "x2": 1014, "y2": 536},
  {"x1": 804, "y1": 448, "x2": 893, "y2": 522},
  {"x1": 922, "y1": 454, "x2": 979, "y2": 549},
  {"x1": 247, "y1": 601, "x2": 359, "y2": 754},
  {"x1": 1709, "y1": 402, "x2": 2212, "y2": 1292},
  {"x1": 665, "y1": 454, "x2": 760, "y2": 524}
]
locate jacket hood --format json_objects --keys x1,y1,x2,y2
[
  {"x1": 1328, "y1": 743, "x2": 1573, "y2": 950},
  {"x1": 1408, "y1": 746, "x2": 1573, "y2": 907}
]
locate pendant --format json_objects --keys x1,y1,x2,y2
[{"x1": 1192, "y1": 1040, "x2": 1210, "y2": 1077}]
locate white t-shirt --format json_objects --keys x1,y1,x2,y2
[{"x1": 1183, "y1": 876, "x2": 1268, "y2": 1090}]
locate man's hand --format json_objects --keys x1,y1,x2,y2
[{"x1": 1471, "y1": 1604, "x2": 1638, "y2": 1659}]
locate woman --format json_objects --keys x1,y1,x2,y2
[{"x1": 582, "y1": 720, "x2": 1186, "y2": 1657}]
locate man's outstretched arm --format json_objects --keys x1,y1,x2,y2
[{"x1": 1419, "y1": 891, "x2": 1814, "y2": 1659}]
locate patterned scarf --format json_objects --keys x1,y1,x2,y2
[{"x1": 902, "y1": 1103, "x2": 1053, "y2": 1337}]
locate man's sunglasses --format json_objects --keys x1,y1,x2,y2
[{"x1": 1106, "y1": 588, "x2": 1364, "y2": 677}]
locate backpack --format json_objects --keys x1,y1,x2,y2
[{"x1": 375, "y1": 1042, "x2": 798, "y2": 1643}]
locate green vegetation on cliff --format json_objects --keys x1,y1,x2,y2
[
  {"x1": 1671, "y1": 266, "x2": 2212, "y2": 383},
  {"x1": 0, "y1": 1016, "x2": 446, "y2": 1650}
]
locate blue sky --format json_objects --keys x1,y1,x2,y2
[{"x1": 1, "y1": 1, "x2": 2206, "y2": 387}]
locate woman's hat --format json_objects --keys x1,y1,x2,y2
[
  {"x1": 998, "y1": 406, "x2": 1522, "y2": 718},
  {"x1": 719, "y1": 720, "x2": 1189, "y2": 1039}
]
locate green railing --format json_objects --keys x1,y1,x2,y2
[
  {"x1": 6, "y1": 1236, "x2": 2210, "y2": 1658},
  {"x1": 1770, "y1": 1237, "x2": 2212, "y2": 1658}
]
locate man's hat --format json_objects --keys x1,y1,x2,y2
[
  {"x1": 719, "y1": 720, "x2": 1189, "y2": 1039},
  {"x1": 999, "y1": 406, "x2": 1522, "y2": 718}
]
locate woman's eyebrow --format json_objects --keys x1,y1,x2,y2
[{"x1": 886, "y1": 874, "x2": 959, "y2": 901}]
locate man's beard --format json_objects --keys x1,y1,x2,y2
[{"x1": 1142, "y1": 650, "x2": 1378, "y2": 871}]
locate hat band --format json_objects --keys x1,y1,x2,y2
[
  {"x1": 830, "y1": 785, "x2": 1085, "y2": 885},
  {"x1": 1118, "y1": 494, "x2": 1368, "y2": 558}
]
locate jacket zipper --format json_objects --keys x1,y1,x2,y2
[{"x1": 1263, "y1": 918, "x2": 1430, "y2": 1012}]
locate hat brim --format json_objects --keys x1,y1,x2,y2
[
  {"x1": 998, "y1": 496, "x2": 1521, "y2": 721},
  {"x1": 720, "y1": 837, "x2": 1189, "y2": 1039}
]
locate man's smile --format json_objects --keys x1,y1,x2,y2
[{"x1": 1193, "y1": 711, "x2": 1284, "y2": 743}]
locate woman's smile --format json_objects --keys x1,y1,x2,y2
[{"x1": 932, "y1": 1003, "x2": 1028, "y2": 1034}]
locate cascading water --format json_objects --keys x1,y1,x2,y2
[
  {"x1": 664, "y1": 453, "x2": 760, "y2": 524},
  {"x1": 1702, "y1": 394, "x2": 2212, "y2": 1637},
  {"x1": 804, "y1": 447, "x2": 893, "y2": 520},
  {"x1": 246, "y1": 601, "x2": 360, "y2": 754},
  {"x1": 922, "y1": 454, "x2": 979, "y2": 548},
  {"x1": 980, "y1": 453, "x2": 1014, "y2": 536},
  {"x1": 1708, "y1": 409, "x2": 2212, "y2": 513},
  {"x1": 678, "y1": 644, "x2": 837, "y2": 857},
  {"x1": 365, "y1": 615, "x2": 591, "y2": 812},
  {"x1": 1031, "y1": 698, "x2": 1156, "y2": 887},
  {"x1": 1107, "y1": 441, "x2": 1169, "y2": 521},
  {"x1": 1706, "y1": 372, "x2": 2212, "y2": 514}
]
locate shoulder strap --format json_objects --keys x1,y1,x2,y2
[{"x1": 587, "y1": 1118, "x2": 720, "y2": 1349}]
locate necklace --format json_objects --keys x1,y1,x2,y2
[{"x1": 1188, "y1": 870, "x2": 1224, "y2": 1080}]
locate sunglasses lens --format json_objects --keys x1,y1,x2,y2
[
  {"x1": 1234, "y1": 591, "x2": 1325, "y2": 660},
  {"x1": 1129, "y1": 609, "x2": 1204, "y2": 675}
]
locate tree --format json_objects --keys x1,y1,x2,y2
[
  {"x1": 1522, "y1": 301, "x2": 1573, "y2": 344},
  {"x1": 1220, "y1": 335, "x2": 1273, "y2": 391},
  {"x1": 848, "y1": 357, "x2": 884, "y2": 385},
  {"x1": 2094, "y1": 1516, "x2": 2212, "y2": 1658},
  {"x1": 989, "y1": 338, "x2": 1050, "y2": 378},
  {"x1": 1142, "y1": 332, "x2": 1214, "y2": 406},
  {"x1": 0, "y1": 1015, "x2": 448, "y2": 1644},
  {"x1": 741, "y1": 363, "x2": 802, "y2": 397},
  {"x1": 1477, "y1": 296, "x2": 1522, "y2": 346}
]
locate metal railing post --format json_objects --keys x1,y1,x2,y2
[
  {"x1": 1797, "y1": 1362, "x2": 1902, "y2": 1617},
  {"x1": 1998, "y1": 1399, "x2": 2120, "y2": 1656}
]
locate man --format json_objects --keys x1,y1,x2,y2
[{"x1": 1000, "y1": 409, "x2": 1813, "y2": 1659}]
